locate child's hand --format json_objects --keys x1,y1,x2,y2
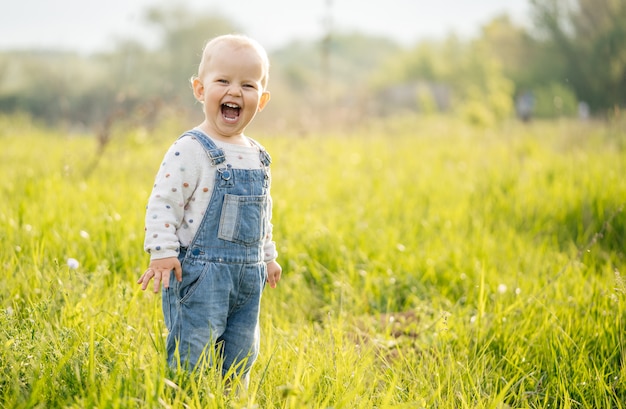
[
  {"x1": 266, "y1": 260, "x2": 282, "y2": 289},
  {"x1": 137, "y1": 257, "x2": 182, "y2": 293}
]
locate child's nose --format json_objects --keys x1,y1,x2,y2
[{"x1": 227, "y1": 86, "x2": 242, "y2": 96}]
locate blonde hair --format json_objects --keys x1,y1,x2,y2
[{"x1": 196, "y1": 34, "x2": 270, "y2": 89}]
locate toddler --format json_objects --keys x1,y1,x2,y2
[{"x1": 137, "y1": 34, "x2": 282, "y2": 385}]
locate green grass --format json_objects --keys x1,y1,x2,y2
[{"x1": 1, "y1": 114, "x2": 625, "y2": 408}]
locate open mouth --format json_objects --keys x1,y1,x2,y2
[{"x1": 221, "y1": 103, "x2": 241, "y2": 122}]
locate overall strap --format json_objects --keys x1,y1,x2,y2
[
  {"x1": 180, "y1": 129, "x2": 226, "y2": 166},
  {"x1": 246, "y1": 137, "x2": 272, "y2": 167}
]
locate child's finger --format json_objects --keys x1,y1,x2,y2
[
  {"x1": 153, "y1": 270, "x2": 163, "y2": 293},
  {"x1": 174, "y1": 265, "x2": 183, "y2": 282},
  {"x1": 267, "y1": 272, "x2": 278, "y2": 288},
  {"x1": 161, "y1": 270, "x2": 172, "y2": 290},
  {"x1": 139, "y1": 269, "x2": 154, "y2": 291}
]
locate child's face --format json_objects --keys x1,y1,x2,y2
[{"x1": 193, "y1": 44, "x2": 270, "y2": 140}]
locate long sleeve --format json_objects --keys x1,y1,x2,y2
[
  {"x1": 144, "y1": 136, "x2": 209, "y2": 260},
  {"x1": 262, "y1": 195, "x2": 278, "y2": 262}
]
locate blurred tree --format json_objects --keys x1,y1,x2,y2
[
  {"x1": 532, "y1": 82, "x2": 578, "y2": 118},
  {"x1": 371, "y1": 34, "x2": 514, "y2": 126},
  {"x1": 0, "y1": 6, "x2": 240, "y2": 132},
  {"x1": 0, "y1": 51, "x2": 108, "y2": 126},
  {"x1": 6, "y1": 1, "x2": 624, "y2": 130},
  {"x1": 143, "y1": 4, "x2": 239, "y2": 110},
  {"x1": 372, "y1": 39, "x2": 443, "y2": 86},
  {"x1": 479, "y1": 15, "x2": 562, "y2": 91},
  {"x1": 268, "y1": 33, "x2": 400, "y2": 130},
  {"x1": 455, "y1": 40, "x2": 514, "y2": 126},
  {"x1": 529, "y1": 0, "x2": 626, "y2": 112},
  {"x1": 369, "y1": 38, "x2": 451, "y2": 117}
]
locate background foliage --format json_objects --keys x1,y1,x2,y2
[{"x1": 1, "y1": 0, "x2": 625, "y2": 132}]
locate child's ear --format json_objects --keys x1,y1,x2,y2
[
  {"x1": 192, "y1": 77, "x2": 204, "y2": 102},
  {"x1": 258, "y1": 91, "x2": 271, "y2": 111}
]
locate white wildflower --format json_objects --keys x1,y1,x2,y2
[{"x1": 67, "y1": 258, "x2": 80, "y2": 269}]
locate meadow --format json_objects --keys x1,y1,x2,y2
[{"x1": 0, "y1": 114, "x2": 625, "y2": 408}]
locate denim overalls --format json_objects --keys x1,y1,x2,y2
[{"x1": 162, "y1": 129, "x2": 271, "y2": 377}]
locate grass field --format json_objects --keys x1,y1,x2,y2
[{"x1": 0, "y1": 114, "x2": 625, "y2": 408}]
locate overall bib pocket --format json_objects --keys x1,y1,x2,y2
[{"x1": 218, "y1": 194, "x2": 267, "y2": 245}]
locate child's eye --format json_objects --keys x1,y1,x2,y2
[
  {"x1": 217, "y1": 79, "x2": 228, "y2": 84},
  {"x1": 243, "y1": 84, "x2": 257, "y2": 89}
]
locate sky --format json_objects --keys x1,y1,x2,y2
[{"x1": 0, "y1": 0, "x2": 531, "y2": 53}]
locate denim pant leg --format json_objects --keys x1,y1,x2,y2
[
  {"x1": 163, "y1": 260, "x2": 231, "y2": 370},
  {"x1": 217, "y1": 262, "x2": 266, "y2": 378}
]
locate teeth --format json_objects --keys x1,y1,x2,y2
[{"x1": 224, "y1": 103, "x2": 240, "y2": 108}]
